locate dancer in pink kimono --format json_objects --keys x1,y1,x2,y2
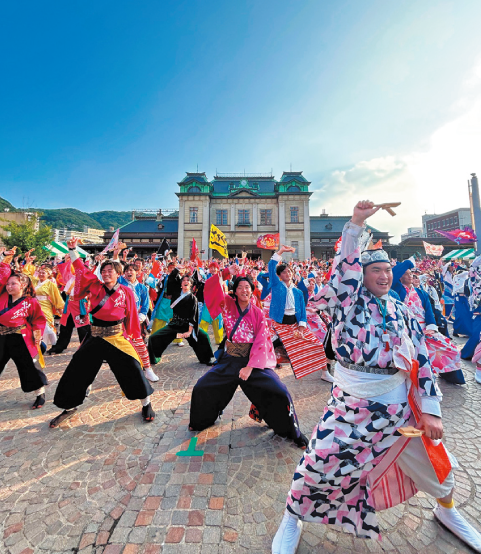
[
  {"x1": 272, "y1": 201, "x2": 481, "y2": 554},
  {"x1": 189, "y1": 275, "x2": 308, "y2": 448},
  {"x1": 0, "y1": 249, "x2": 48, "y2": 409}
]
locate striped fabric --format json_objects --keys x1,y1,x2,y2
[
  {"x1": 273, "y1": 322, "x2": 327, "y2": 379},
  {"x1": 131, "y1": 336, "x2": 151, "y2": 369}
]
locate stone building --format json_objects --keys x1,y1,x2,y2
[{"x1": 176, "y1": 171, "x2": 311, "y2": 261}]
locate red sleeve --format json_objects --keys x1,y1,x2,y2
[
  {"x1": 0, "y1": 262, "x2": 12, "y2": 295},
  {"x1": 123, "y1": 287, "x2": 142, "y2": 341},
  {"x1": 73, "y1": 258, "x2": 104, "y2": 299},
  {"x1": 28, "y1": 298, "x2": 47, "y2": 333}
]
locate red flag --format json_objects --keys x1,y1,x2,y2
[
  {"x1": 191, "y1": 238, "x2": 200, "y2": 261},
  {"x1": 256, "y1": 233, "x2": 280, "y2": 250},
  {"x1": 203, "y1": 274, "x2": 223, "y2": 319},
  {"x1": 423, "y1": 241, "x2": 444, "y2": 256},
  {"x1": 373, "y1": 239, "x2": 383, "y2": 249}
]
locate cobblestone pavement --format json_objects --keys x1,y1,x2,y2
[{"x1": 0, "y1": 332, "x2": 479, "y2": 554}]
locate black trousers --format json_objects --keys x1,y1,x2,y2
[
  {"x1": 0, "y1": 334, "x2": 48, "y2": 393},
  {"x1": 53, "y1": 314, "x2": 91, "y2": 353},
  {"x1": 189, "y1": 354, "x2": 302, "y2": 440},
  {"x1": 53, "y1": 336, "x2": 154, "y2": 410},
  {"x1": 148, "y1": 324, "x2": 213, "y2": 365}
]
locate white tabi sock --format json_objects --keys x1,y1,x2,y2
[
  {"x1": 141, "y1": 396, "x2": 151, "y2": 407},
  {"x1": 35, "y1": 387, "x2": 45, "y2": 396}
]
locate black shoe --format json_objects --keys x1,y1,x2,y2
[
  {"x1": 293, "y1": 433, "x2": 309, "y2": 449},
  {"x1": 32, "y1": 394, "x2": 45, "y2": 409},
  {"x1": 49, "y1": 408, "x2": 77, "y2": 428},
  {"x1": 142, "y1": 403, "x2": 155, "y2": 422}
]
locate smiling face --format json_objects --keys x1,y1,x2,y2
[
  {"x1": 6, "y1": 276, "x2": 25, "y2": 297},
  {"x1": 363, "y1": 262, "x2": 393, "y2": 297},
  {"x1": 412, "y1": 274, "x2": 420, "y2": 288},
  {"x1": 101, "y1": 263, "x2": 119, "y2": 287},
  {"x1": 235, "y1": 280, "x2": 252, "y2": 304},
  {"x1": 37, "y1": 268, "x2": 50, "y2": 282},
  {"x1": 181, "y1": 276, "x2": 191, "y2": 292},
  {"x1": 124, "y1": 266, "x2": 137, "y2": 283}
]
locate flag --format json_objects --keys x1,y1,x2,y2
[
  {"x1": 157, "y1": 239, "x2": 170, "y2": 258},
  {"x1": 190, "y1": 238, "x2": 200, "y2": 261},
  {"x1": 256, "y1": 233, "x2": 280, "y2": 250},
  {"x1": 100, "y1": 228, "x2": 120, "y2": 255},
  {"x1": 203, "y1": 274, "x2": 223, "y2": 319},
  {"x1": 334, "y1": 237, "x2": 342, "y2": 253},
  {"x1": 435, "y1": 227, "x2": 477, "y2": 244},
  {"x1": 423, "y1": 241, "x2": 444, "y2": 256},
  {"x1": 373, "y1": 239, "x2": 383, "y2": 249},
  {"x1": 209, "y1": 224, "x2": 228, "y2": 258}
]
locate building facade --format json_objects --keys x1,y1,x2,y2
[
  {"x1": 0, "y1": 211, "x2": 40, "y2": 246},
  {"x1": 422, "y1": 208, "x2": 471, "y2": 238},
  {"x1": 177, "y1": 172, "x2": 311, "y2": 260},
  {"x1": 53, "y1": 226, "x2": 105, "y2": 244}
]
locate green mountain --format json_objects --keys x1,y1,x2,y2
[{"x1": 0, "y1": 195, "x2": 134, "y2": 231}]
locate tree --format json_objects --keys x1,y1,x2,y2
[{"x1": 1, "y1": 219, "x2": 53, "y2": 263}]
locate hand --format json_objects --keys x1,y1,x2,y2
[
  {"x1": 424, "y1": 329, "x2": 435, "y2": 337},
  {"x1": 278, "y1": 244, "x2": 295, "y2": 254},
  {"x1": 4, "y1": 246, "x2": 17, "y2": 256},
  {"x1": 416, "y1": 413, "x2": 443, "y2": 441},
  {"x1": 293, "y1": 326, "x2": 305, "y2": 339},
  {"x1": 66, "y1": 237, "x2": 78, "y2": 250},
  {"x1": 351, "y1": 200, "x2": 380, "y2": 226},
  {"x1": 239, "y1": 366, "x2": 253, "y2": 381}
]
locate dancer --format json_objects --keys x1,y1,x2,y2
[
  {"x1": 0, "y1": 248, "x2": 48, "y2": 409},
  {"x1": 272, "y1": 200, "x2": 481, "y2": 554},
  {"x1": 148, "y1": 273, "x2": 213, "y2": 366},
  {"x1": 268, "y1": 245, "x2": 331, "y2": 381},
  {"x1": 189, "y1": 275, "x2": 308, "y2": 448},
  {"x1": 50, "y1": 238, "x2": 155, "y2": 427},
  {"x1": 29, "y1": 264, "x2": 64, "y2": 349},
  {"x1": 199, "y1": 261, "x2": 224, "y2": 345}
]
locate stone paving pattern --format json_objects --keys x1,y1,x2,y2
[{"x1": 0, "y1": 332, "x2": 480, "y2": 554}]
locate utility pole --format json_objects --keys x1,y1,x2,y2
[{"x1": 470, "y1": 173, "x2": 481, "y2": 255}]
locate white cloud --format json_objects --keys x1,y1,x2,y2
[{"x1": 311, "y1": 57, "x2": 481, "y2": 242}]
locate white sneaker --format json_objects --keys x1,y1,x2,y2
[
  {"x1": 321, "y1": 370, "x2": 334, "y2": 383},
  {"x1": 144, "y1": 368, "x2": 159, "y2": 382},
  {"x1": 475, "y1": 368, "x2": 481, "y2": 384},
  {"x1": 434, "y1": 504, "x2": 481, "y2": 553},
  {"x1": 178, "y1": 341, "x2": 185, "y2": 347},
  {"x1": 272, "y1": 510, "x2": 303, "y2": 554}
]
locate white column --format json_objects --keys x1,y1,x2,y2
[
  {"x1": 253, "y1": 205, "x2": 258, "y2": 232},
  {"x1": 177, "y1": 199, "x2": 185, "y2": 258},
  {"x1": 303, "y1": 200, "x2": 311, "y2": 259},
  {"x1": 230, "y1": 204, "x2": 235, "y2": 231},
  {"x1": 279, "y1": 201, "x2": 286, "y2": 246},
  {"x1": 202, "y1": 202, "x2": 210, "y2": 259}
]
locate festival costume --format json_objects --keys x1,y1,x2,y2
[
  {"x1": 463, "y1": 256, "x2": 481, "y2": 362},
  {"x1": 0, "y1": 262, "x2": 48, "y2": 394},
  {"x1": 268, "y1": 253, "x2": 327, "y2": 379},
  {"x1": 31, "y1": 278, "x2": 64, "y2": 346},
  {"x1": 452, "y1": 271, "x2": 473, "y2": 337},
  {"x1": 442, "y1": 262, "x2": 455, "y2": 317},
  {"x1": 277, "y1": 221, "x2": 459, "y2": 543},
  {"x1": 198, "y1": 273, "x2": 224, "y2": 345},
  {"x1": 53, "y1": 252, "x2": 153, "y2": 412},
  {"x1": 189, "y1": 293, "x2": 305, "y2": 445},
  {"x1": 148, "y1": 271, "x2": 213, "y2": 365}
]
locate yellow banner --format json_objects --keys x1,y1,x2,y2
[{"x1": 209, "y1": 224, "x2": 228, "y2": 258}]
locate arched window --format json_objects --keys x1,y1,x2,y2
[
  {"x1": 288, "y1": 185, "x2": 301, "y2": 192},
  {"x1": 188, "y1": 186, "x2": 201, "y2": 193}
]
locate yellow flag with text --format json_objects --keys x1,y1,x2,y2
[{"x1": 209, "y1": 224, "x2": 228, "y2": 258}]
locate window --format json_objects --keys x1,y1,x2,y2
[
  {"x1": 260, "y1": 209, "x2": 272, "y2": 225},
  {"x1": 238, "y1": 209, "x2": 250, "y2": 225},
  {"x1": 288, "y1": 185, "x2": 301, "y2": 192},
  {"x1": 216, "y1": 209, "x2": 228, "y2": 226},
  {"x1": 291, "y1": 241, "x2": 299, "y2": 258},
  {"x1": 290, "y1": 206, "x2": 299, "y2": 223},
  {"x1": 189, "y1": 207, "x2": 198, "y2": 223},
  {"x1": 188, "y1": 186, "x2": 201, "y2": 193}
]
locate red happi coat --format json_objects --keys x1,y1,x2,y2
[
  {"x1": 0, "y1": 263, "x2": 46, "y2": 358},
  {"x1": 72, "y1": 259, "x2": 142, "y2": 343}
]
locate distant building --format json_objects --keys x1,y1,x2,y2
[
  {"x1": 400, "y1": 227, "x2": 423, "y2": 242},
  {"x1": 53, "y1": 226, "x2": 105, "y2": 244},
  {"x1": 422, "y1": 208, "x2": 471, "y2": 238},
  {"x1": 177, "y1": 171, "x2": 311, "y2": 261},
  {"x1": 0, "y1": 210, "x2": 39, "y2": 246},
  {"x1": 310, "y1": 211, "x2": 391, "y2": 259}
]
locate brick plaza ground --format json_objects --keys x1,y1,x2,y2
[{"x1": 0, "y1": 332, "x2": 479, "y2": 554}]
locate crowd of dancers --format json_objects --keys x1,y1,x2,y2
[{"x1": 0, "y1": 200, "x2": 480, "y2": 553}]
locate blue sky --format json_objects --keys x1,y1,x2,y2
[{"x1": 1, "y1": 0, "x2": 481, "y2": 238}]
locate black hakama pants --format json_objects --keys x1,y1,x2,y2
[
  {"x1": 53, "y1": 336, "x2": 154, "y2": 410},
  {"x1": 189, "y1": 353, "x2": 302, "y2": 441},
  {"x1": 0, "y1": 334, "x2": 48, "y2": 393},
  {"x1": 148, "y1": 324, "x2": 213, "y2": 365}
]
